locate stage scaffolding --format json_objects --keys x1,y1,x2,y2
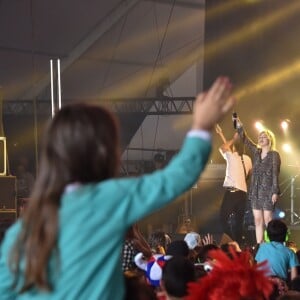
[{"x1": 2, "y1": 96, "x2": 195, "y2": 116}]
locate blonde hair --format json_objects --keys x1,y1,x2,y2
[{"x1": 259, "y1": 129, "x2": 276, "y2": 150}]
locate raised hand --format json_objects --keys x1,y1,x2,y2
[
  {"x1": 192, "y1": 77, "x2": 235, "y2": 131},
  {"x1": 215, "y1": 124, "x2": 223, "y2": 135},
  {"x1": 201, "y1": 233, "x2": 214, "y2": 246},
  {"x1": 215, "y1": 123, "x2": 228, "y2": 144}
]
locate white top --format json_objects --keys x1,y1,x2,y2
[{"x1": 220, "y1": 150, "x2": 252, "y2": 192}]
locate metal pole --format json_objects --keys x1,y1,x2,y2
[
  {"x1": 57, "y1": 59, "x2": 62, "y2": 110},
  {"x1": 50, "y1": 59, "x2": 55, "y2": 117},
  {"x1": 50, "y1": 58, "x2": 62, "y2": 117}
]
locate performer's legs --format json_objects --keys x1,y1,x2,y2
[
  {"x1": 220, "y1": 191, "x2": 234, "y2": 239},
  {"x1": 234, "y1": 191, "x2": 247, "y2": 245},
  {"x1": 263, "y1": 210, "x2": 273, "y2": 227},
  {"x1": 253, "y1": 209, "x2": 264, "y2": 244}
]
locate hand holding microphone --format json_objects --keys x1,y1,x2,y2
[
  {"x1": 232, "y1": 112, "x2": 237, "y2": 129},
  {"x1": 232, "y1": 112, "x2": 242, "y2": 129}
]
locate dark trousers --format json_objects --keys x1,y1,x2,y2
[{"x1": 220, "y1": 189, "x2": 247, "y2": 244}]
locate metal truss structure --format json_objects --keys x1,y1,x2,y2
[
  {"x1": 108, "y1": 96, "x2": 194, "y2": 115},
  {"x1": 2, "y1": 96, "x2": 194, "y2": 115}
]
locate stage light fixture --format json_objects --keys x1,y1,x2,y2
[
  {"x1": 254, "y1": 121, "x2": 264, "y2": 132},
  {"x1": 273, "y1": 207, "x2": 285, "y2": 219},
  {"x1": 282, "y1": 143, "x2": 292, "y2": 153},
  {"x1": 281, "y1": 119, "x2": 290, "y2": 131},
  {"x1": 281, "y1": 121, "x2": 288, "y2": 130}
]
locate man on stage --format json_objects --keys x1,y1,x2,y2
[{"x1": 216, "y1": 125, "x2": 252, "y2": 244}]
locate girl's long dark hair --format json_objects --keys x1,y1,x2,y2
[{"x1": 11, "y1": 103, "x2": 120, "y2": 292}]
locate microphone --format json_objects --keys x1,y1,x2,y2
[{"x1": 232, "y1": 112, "x2": 237, "y2": 129}]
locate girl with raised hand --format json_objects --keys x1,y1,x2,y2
[{"x1": 0, "y1": 77, "x2": 234, "y2": 300}]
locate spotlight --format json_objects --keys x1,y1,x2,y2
[
  {"x1": 280, "y1": 119, "x2": 290, "y2": 132},
  {"x1": 281, "y1": 120, "x2": 289, "y2": 130},
  {"x1": 273, "y1": 207, "x2": 285, "y2": 219},
  {"x1": 282, "y1": 143, "x2": 292, "y2": 153},
  {"x1": 254, "y1": 121, "x2": 264, "y2": 132}
]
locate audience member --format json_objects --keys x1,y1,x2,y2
[
  {"x1": 148, "y1": 231, "x2": 171, "y2": 255},
  {"x1": 286, "y1": 240, "x2": 298, "y2": 253},
  {"x1": 166, "y1": 240, "x2": 189, "y2": 257},
  {"x1": 124, "y1": 270, "x2": 157, "y2": 300},
  {"x1": 291, "y1": 275, "x2": 300, "y2": 292},
  {"x1": 184, "y1": 232, "x2": 202, "y2": 263},
  {"x1": 0, "y1": 76, "x2": 234, "y2": 299},
  {"x1": 196, "y1": 244, "x2": 219, "y2": 265},
  {"x1": 160, "y1": 256, "x2": 196, "y2": 300},
  {"x1": 268, "y1": 275, "x2": 289, "y2": 299},
  {"x1": 194, "y1": 243, "x2": 219, "y2": 279},
  {"x1": 186, "y1": 248, "x2": 273, "y2": 300},
  {"x1": 184, "y1": 232, "x2": 201, "y2": 250},
  {"x1": 277, "y1": 291, "x2": 300, "y2": 299},
  {"x1": 220, "y1": 240, "x2": 242, "y2": 253},
  {"x1": 122, "y1": 223, "x2": 152, "y2": 271},
  {"x1": 134, "y1": 252, "x2": 171, "y2": 288},
  {"x1": 255, "y1": 219, "x2": 299, "y2": 281}
]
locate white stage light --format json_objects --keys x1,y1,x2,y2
[
  {"x1": 282, "y1": 143, "x2": 292, "y2": 153},
  {"x1": 281, "y1": 120, "x2": 289, "y2": 130},
  {"x1": 254, "y1": 121, "x2": 264, "y2": 132}
]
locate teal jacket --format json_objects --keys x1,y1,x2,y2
[{"x1": 0, "y1": 136, "x2": 211, "y2": 300}]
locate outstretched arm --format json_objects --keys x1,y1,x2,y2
[
  {"x1": 117, "y1": 77, "x2": 235, "y2": 226},
  {"x1": 215, "y1": 124, "x2": 236, "y2": 154},
  {"x1": 192, "y1": 77, "x2": 234, "y2": 131},
  {"x1": 215, "y1": 124, "x2": 227, "y2": 144},
  {"x1": 234, "y1": 117, "x2": 257, "y2": 155}
]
